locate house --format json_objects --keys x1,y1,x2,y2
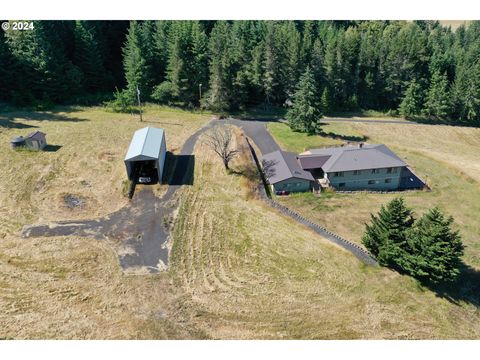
[
  {"x1": 124, "y1": 127, "x2": 167, "y2": 184},
  {"x1": 24, "y1": 131, "x2": 47, "y2": 151},
  {"x1": 298, "y1": 144, "x2": 408, "y2": 191},
  {"x1": 261, "y1": 150, "x2": 314, "y2": 194}
]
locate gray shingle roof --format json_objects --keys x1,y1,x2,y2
[
  {"x1": 261, "y1": 150, "x2": 314, "y2": 184},
  {"x1": 299, "y1": 144, "x2": 406, "y2": 172}
]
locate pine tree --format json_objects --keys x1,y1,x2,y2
[
  {"x1": 399, "y1": 80, "x2": 424, "y2": 117},
  {"x1": 0, "y1": 29, "x2": 18, "y2": 102},
  {"x1": 262, "y1": 22, "x2": 281, "y2": 105},
  {"x1": 424, "y1": 70, "x2": 451, "y2": 119},
  {"x1": 5, "y1": 21, "x2": 82, "y2": 105},
  {"x1": 286, "y1": 67, "x2": 322, "y2": 134},
  {"x1": 167, "y1": 21, "x2": 207, "y2": 106},
  {"x1": 407, "y1": 207, "x2": 464, "y2": 283},
  {"x1": 205, "y1": 21, "x2": 232, "y2": 111},
  {"x1": 362, "y1": 197, "x2": 414, "y2": 268},
  {"x1": 73, "y1": 21, "x2": 110, "y2": 92},
  {"x1": 321, "y1": 87, "x2": 332, "y2": 114},
  {"x1": 122, "y1": 21, "x2": 151, "y2": 101}
]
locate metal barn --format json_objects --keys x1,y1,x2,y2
[{"x1": 124, "y1": 127, "x2": 167, "y2": 183}]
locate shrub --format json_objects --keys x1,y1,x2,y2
[
  {"x1": 151, "y1": 81, "x2": 174, "y2": 104},
  {"x1": 105, "y1": 88, "x2": 134, "y2": 113}
]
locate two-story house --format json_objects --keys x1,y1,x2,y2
[{"x1": 298, "y1": 144, "x2": 408, "y2": 191}]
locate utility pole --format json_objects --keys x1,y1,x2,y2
[
  {"x1": 199, "y1": 83, "x2": 202, "y2": 104},
  {"x1": 137, "y1": 85, "x2": 143, "y2": 122}
]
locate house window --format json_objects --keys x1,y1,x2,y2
[
  {"x1": 385, "y1": 178, "x2": 392, "y2": 183},
  {"x1": 368, "y1": 180, "x2": 378, "y2": 185},
  {"x1": 338, "y1": 183, "x2": 346, "y2": 188},
  {"x1": 371, "y1": 169, "x2": 380, "y2": 174},
  {"x1": 334, "y1": 172, "x2": 344, "y2": 177},
  {"x1": 387, "y1": 167, "x2": 393, "y2": 174},
  {"x1": 353, "y1": 170, "x2": 361, "y2": 176}
]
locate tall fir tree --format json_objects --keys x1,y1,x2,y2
[
  {"x1": 205, "y1": 21, "x2": 233, "y2": 111},
  {"x1": 122, "y1": 21, "x2": 151, "y2": 101},
  {"x1": 399, "y1": 80, "x2": 424, "y2": 117},
  {"x1": 286, "y1": 67, "x2": 323, "y2": 134},
  {"x1": 73, "y1": 21, "x2": 111, "y2": 92},
  {"x1": 407, "y1": 207, "x2": 464, "y2": 283},
  {"x1": 362, "y1": 197, "x2": 414, "y2": 268},
  {"x1": 167, "y1": 21, "x2": 208, "y2": 106},
  {"x1": 5, "y1": 21, "x2": 82, "y2": 104},
  {"x1": 424, "y1": 70, "x2": 451, "y2": 119}
]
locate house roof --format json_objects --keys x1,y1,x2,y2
[
  {"x1": 261, "y1": 150, "x2": 314, "y2": 184},
  {"x1": 124, "y1": 127, "x2": 165, "y2": 161},
  {"x1": 298, "y1": 144, "x2": 406, "y2": 173},
  {"x1": 26, "y1": 131, "x2": 46, "y2": 140}
]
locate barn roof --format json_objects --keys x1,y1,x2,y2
[
  {"x1": 299, "y1": 144, "x2": 406, "y2": 172},
  {"x1": 261, "y1": 150, "x2": 314, "y2": 184},
  {"x1": 124, "y1": 127, "x2": 165, "y2": 161}
]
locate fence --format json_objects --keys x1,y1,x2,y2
[{"x1": 245, "y1": 137, "x2": 378, "y2": 266}]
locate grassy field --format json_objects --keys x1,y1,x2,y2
[
  {"x1": 168, "y1": 130, "x2": 480, "y2": 339},
  {"x1": 1, "y1": 106, "x2": 480, "y2": 339},
  {"x1": 269, "y1": 121, "x2": 480, "y2": 269},
  {"x1": 0, "y1": 105, "x2": 210, "y2": 338}
]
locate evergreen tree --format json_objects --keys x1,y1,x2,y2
[
  {"x1": 167, "y1": 21, "x2": 208, "y2": 106},
  {"x1": 407, "y1": 207, "x2": 464, "y2": 283},
  {"x1": 399, "y1": 80, "x2": 424, "y2": 117},
  {"x1": 286, "y1": 67, "x2": 322, "y2": 134},
  {"x1": 122, "y1": 21, "x2": 151, "y2": 101},
  {"x1": 73, "y1": 21, "x2": 111, "y2": 92},
  {"x1": 424, "y1": 70, "x2": 451, "y2": 119},
  {"x1": 362, "y1": 197, "x2": 414, "y2": 268},
  {"x1": 5, "y1": 21, "x2": 82, "y2": 104},
  {"x1": 321, "y1": 87, "x2": 332, "y2": 114},
  {"x1": 205, "y1": 21, "x2": 233, "y2": 111},
  {"x1": 0, "y1": 29, "x2": 18, "y2": 102}
]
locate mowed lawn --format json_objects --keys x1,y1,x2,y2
[{"x1": 269, "y1": 121, "x2": 480, "y2": 269}]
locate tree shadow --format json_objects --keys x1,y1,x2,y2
[
  {"x1": 229, "y1": 162, "x2": 259, "y2": 182},
  {"x1": 0, "y1": 116, "x2": 39, "y2": 129},
  {"x1": 422, "y1": 263, "x2": 480, "y2": 307},
  {"x1": 43, "y1": 144, "x2": 62, "y2": 152},
  {"x1": 164, "y1": 151, "x2": 195, "y2": 186},
  {"x1": 0, "y1": 108, "x2": 89, "y2": 128},
  {"x1": 318, "y1": 127, "x2": 369, "y2": 143}
]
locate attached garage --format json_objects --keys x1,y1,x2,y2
[
  {"x1": 261, "y1": 150, "x2": 314, "y2": 194},
  {"x1": 124, "y1": 127, "x2": 166, "y2": 184}
]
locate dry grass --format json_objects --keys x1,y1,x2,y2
[
  {"x1": 0, "y1": 105, "x2": 210, "y2": 339},
  {"x1": 167, "y1": 129, "x2": 480, "y2": 339},
  {"x1": 271, "y1": 121, "x2": 480, "y2": 268},
  {"x1": 2, "y1": 107, "x2": 480, "y2": 339},
  {"x1": 0, "y1": 105, "x2": 210, "y2": 237}
]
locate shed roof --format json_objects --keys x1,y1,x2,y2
[
  {"x1": 299, "y1": 144, "x2": 406, "y2": 173},
  {"x1": 26, "y1": 131, "x2": 46, "y2": 140},
  {"x1": 261, "y1": 150, "x2": 314, "y2": 184},
  {"x1": 124, "y1": 127, "x2": 165, "y2": 161}
]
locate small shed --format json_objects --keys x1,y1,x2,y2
[
  {"x1": 124, "y1": 127, "x2": 166, "y2": 183},
  {"x1": 25, "y1": 131, "x2": 47, "y2": 151}
]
